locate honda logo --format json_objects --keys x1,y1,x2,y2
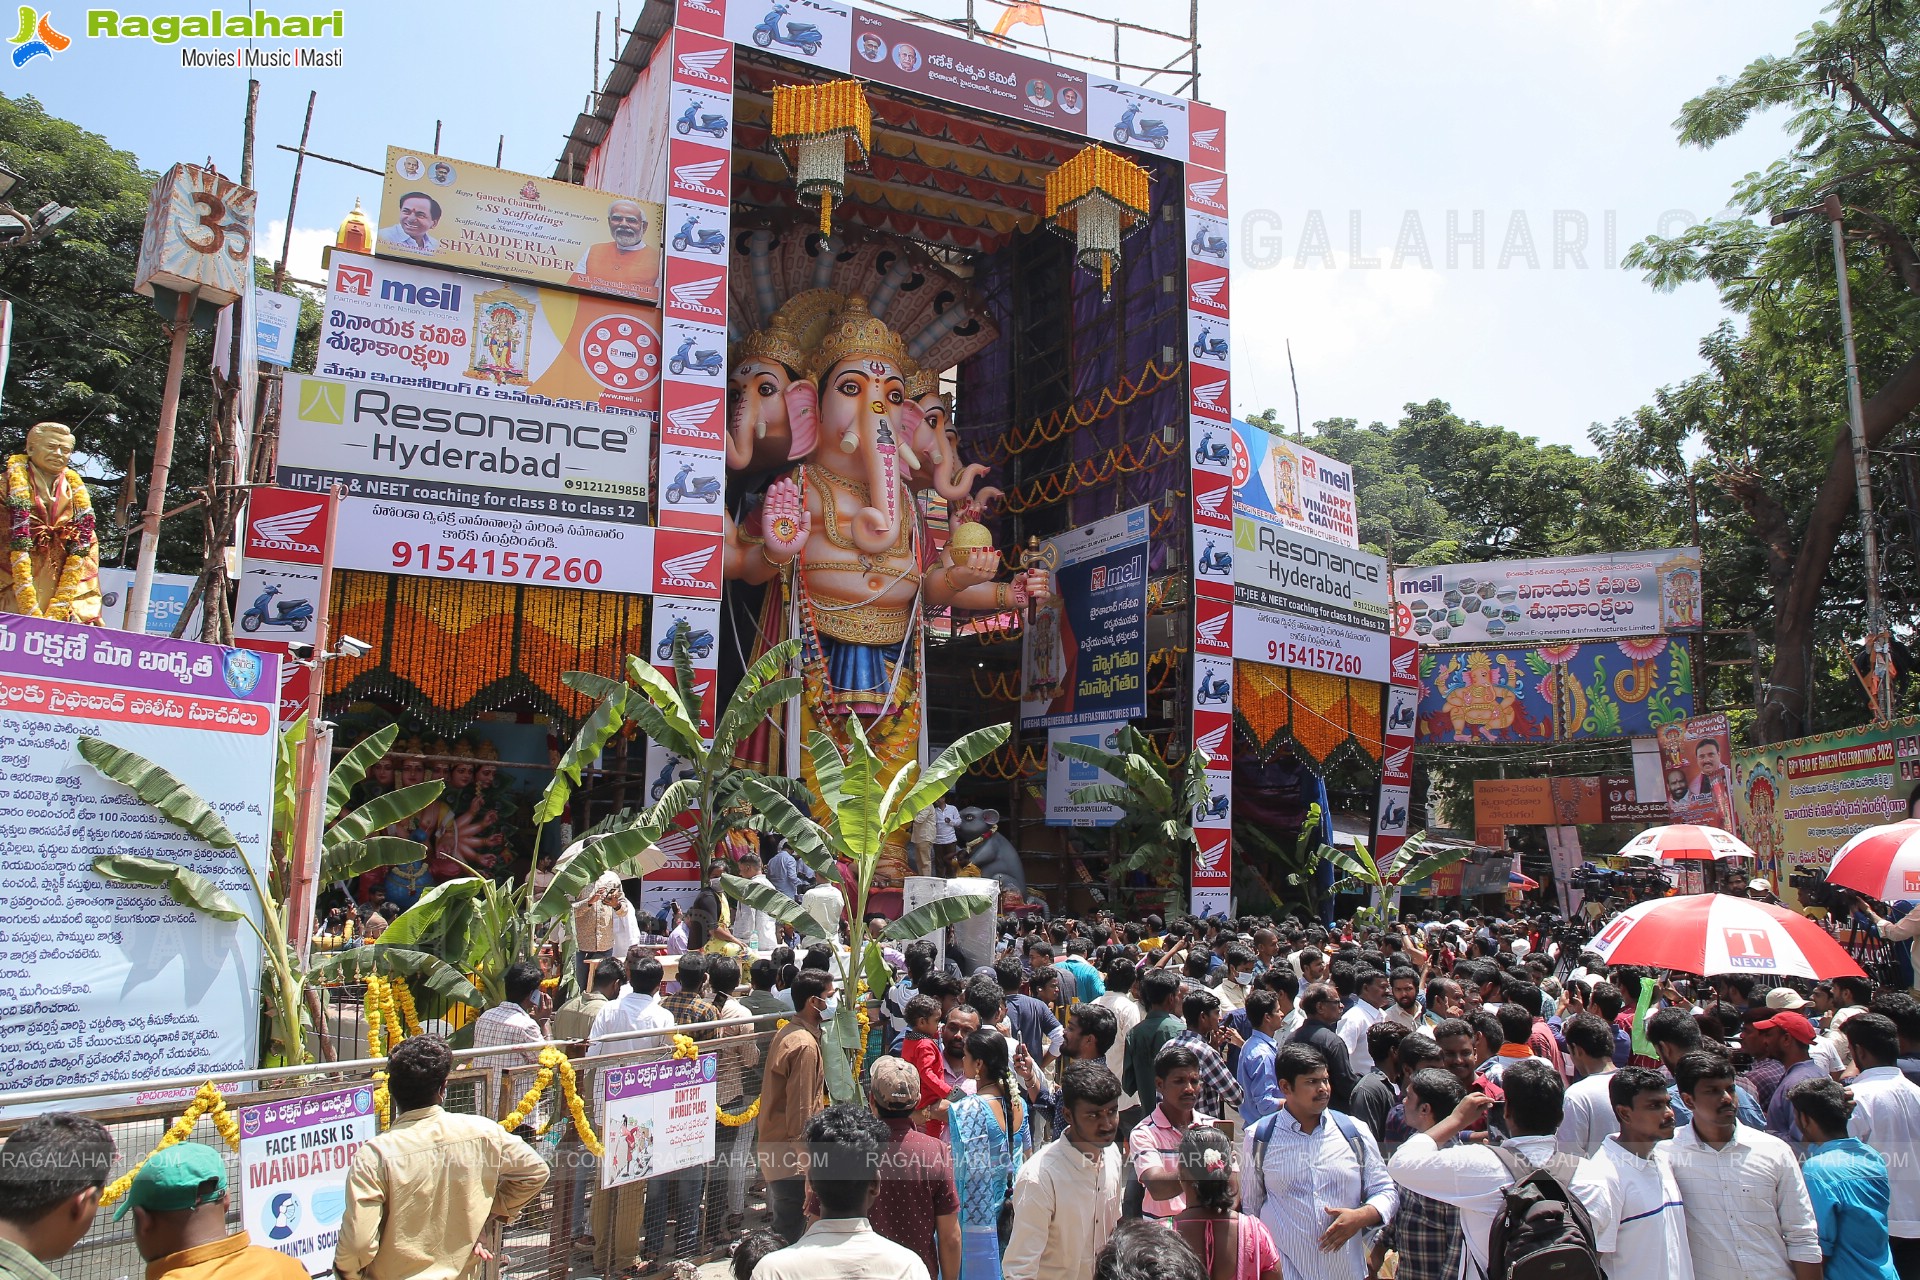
[
  {"x1": 1189, "y1": 271, "x2": 1227, "y2": 315},
  {"x1": 1192, "y1": 128, "x2": 1221, "y2": 152},
  {"x1": 1194, "y1": 487, "x2": 1225, "y2": 516},
  {"x1": 667, "y1": 269, "x2": 726, "y2": 318},
  {"x1": 1385, "y1": 746, "x2": 1411, "y2": 777},
  {"x1": 1187, "y1": 176, "x2": 1226, "y2": 212},
  {"x1": 1192, "y1": 378, "x2": 1226, "y2": 410},
  {"x1": 665, "y1": 396, "x2": 722, "y2": 442},
  {"x1": 654, "y1": 535, "x2": 722, "y2": 595},
  {"x1": 676, "y1": 46, "x2": 730, "y2": 85},
  {"x1": 1195, "y1": 724, "x2": 1228, "y2": 758},
  {"x1": 1391, "y1": 645, "x2": 1417, "y2": 683},
  {"x1": 250, "y1": 503, "x2": 324, "y2": 556},
  {"x1": 1195, "y1": 611, "x2": 1228, "y2": 644},
  {"x1": 671, "y1": 155, "x2": 728, "y2": 199},
  {"x1": 1196, "y1": 837, "x2": 1227, "y2": 871}
]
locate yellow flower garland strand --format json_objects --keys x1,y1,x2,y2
[
  {"x1": 364, "y1": 980, "x2": 392, "y2": 1129},
  {"x1": 99, "y1": 1084, "x2": 238, "y2": 1208},
  {"x1": 390, "y1": 978, "x2": 422, "y2": 1039},
  {"x1": 6, "y1": 455, "x2": 95, "y2": 621},
  {"x1": 532, "y1": 1048, "x2": 604, "y2": 1156}
]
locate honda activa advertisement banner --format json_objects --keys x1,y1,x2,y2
[
  {"x1": 1392, "y1": 547, "x2": 1705, "y2": 645},
  {"x1": 1021, "y1": 506, "x2": 1149, "y2": 730}
]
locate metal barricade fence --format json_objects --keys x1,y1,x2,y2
[{"x1": 0, "y1": 1008, "x2": 804, "y2": 1280}]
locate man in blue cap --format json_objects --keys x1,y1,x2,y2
[{"x1": 120, "y1": 1143, "x2": 307, "y2": 1280}]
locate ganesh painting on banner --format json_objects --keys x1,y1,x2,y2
[{"x1": 720, "y1": 230, "x2": 1040, "y2": 890}]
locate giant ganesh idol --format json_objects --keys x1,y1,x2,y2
[{"x1": 724, "y1": 292, "x2": 1040, "y2": 889}]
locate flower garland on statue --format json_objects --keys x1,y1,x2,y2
[
  {"x1": 99, "y1": 1084, "x2": 239, "y2": 1208},
  {"x1": 6, "y1": 454, "x2": 95, "y2": 621}
]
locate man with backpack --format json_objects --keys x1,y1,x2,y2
[
  {"x1": 1241, "y1": 1042, "x2": 1397, "y2": 1280},
  {"x1": 1388, "y1": 1058, "x2": 1599, "y2": 1280},
  {"x1": 1666, "y1": 1051, "x2": 1821, "y2": 1280}
]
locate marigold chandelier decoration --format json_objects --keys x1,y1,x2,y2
[
  {"x1": 770, "y1": 79, "x2": 873, "y2": 236},
  {"x1": 1044, "y1": 143, "x2": 1151, "y2": 299}
]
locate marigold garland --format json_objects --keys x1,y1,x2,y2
[
  {"x1": 716, "y1": 1097, "x2": 762, "y2": 1128},
  {"x1": 7, "y1": 454, "x2": 96, "y2": 621},
  {"x1": 671, "y1": 1034, "x2": 699, "y2": 1060},
  {"x1": 99, "y1": 1084, "x2": 238, "y2": 1208}
]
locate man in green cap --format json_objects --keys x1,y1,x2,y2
[
  {"x1": 120, "y1": 1143, "x2": 306, "y2": 1280},
  {"x1": 0, "y1": 1112, "x2": 115, "y2": 1280}
]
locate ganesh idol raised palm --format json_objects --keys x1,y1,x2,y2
[{"x1": 723, "y1": 298, "x2": 1044, "y2": 882}]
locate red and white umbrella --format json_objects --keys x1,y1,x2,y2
[
  {"x1": 1828, "y1": 819, "x2": 1920, "y2": 902},
  {"x1": 1587, "y1": 892, "x2": 1865, "y2": 980},
  {"x1": 1618, "y1": 824, "x2": 1757, "y2": 861}
]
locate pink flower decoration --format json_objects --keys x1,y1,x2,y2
[
  {"x1": 1537, "y1": 645, "x2": 1580, "y2": 664},
  {"x1": 1616, "y1": 636, "x2": 1668, "y2": 661}
]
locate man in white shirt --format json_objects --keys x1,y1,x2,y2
[
  {"x1": 1383, "y1": 968, "x2": 1425, "y2": 1031},
  {"x1": 1093, "y1": 957, "x2": 1144, "y2": 1117},
  {"x1": 1242, "y1": 1042, "x2": 1397, "y2": 1280},
  {"x1": 1557, "y1": 1012, "x2": 1619, "y2": 1156},
  {"x1": 1002, "y1": 1063, "x2": 1123, "y2": 1280},
  {"x1": 1666, "y1": 1051, "x2": 1821, "y2": 1280},
  {"x1": 470, "y1": 960, "x2": 546, "y2": 1070},
  {"x1": 752, "y1": 1105, "x2": 929, "y2": 1280},
  {"x1": 1390, "y1": 1059, "x2": 1588, "y2": 1280},
  {"x1": 930, "y1": 801, "x2": 961, "y2": 876},
  {"x1": 730, "y1": 850, "x2": 780, "y2": 953},
  {"x1": 1839, "y1": 1012, "x2": 1920, "y2": 1269},
  {"x1": 1338, "y1": 970, "x2": 1391, "y2": 1075},
  {"x1": 587, "y1": 954, "x2": 677, "y2": 1058},
  {"x1": 1570, "y1": 1067, "x2": 1694, "y2": 1280}
]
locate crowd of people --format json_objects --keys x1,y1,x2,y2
[{"x1": 7, "y1": 904, "x2": 1920, "y2": 1280}]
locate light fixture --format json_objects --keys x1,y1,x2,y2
[
  {"x1": 1045, "y1": 143, "x2": 1151, "y2": 300},
  {"x1": 769, "y1": 79, "x2": 872, "y2": 237},
  {"x1": 0, "y1": 163, "x2": 19, "y2": 202}
]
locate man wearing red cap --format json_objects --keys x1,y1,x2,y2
[{"x1": 1743, "y1": 1010, "x2": 1828, "y2": 1141}]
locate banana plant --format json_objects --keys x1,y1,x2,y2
[
  {"x1": 1052, "y1": 724, "x2": 1212, "y2": 890},
  {"x1": 722, "y1": 716, "x2": 1011, "y2": 1102},
  {"x1": 1322, "y1": 831, "x2": 1467, "y2": 922},
  {"x1": 543, "y1": 630, "x2": 808, "y2": 882},
  {"x1": 78, "y1": 722, "x2": 470, "y2": 1065},
  {"x1": 1236, "y1": 802, "x2": 1335, "y2": 917}
]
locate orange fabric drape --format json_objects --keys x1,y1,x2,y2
[
  {"x1": 1233, "y1": 660, "x2": 1386, "y2": 774},
  {"x1": 323, "y1": 571, "x2": 648, "y2": 735}
]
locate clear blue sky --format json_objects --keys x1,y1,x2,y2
[{"x1": 10, "y1": 0, "x2": 1819, "y2": 449}]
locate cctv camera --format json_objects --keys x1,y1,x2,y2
[
  {"x1": 336, "y1": 635, "x2": 372, "y2": 659},
  {"x1": 286, "y1": 642, "x2": 316, "y2": 662}
]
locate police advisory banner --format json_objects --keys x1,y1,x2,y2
[
  {"x1": 1020, "y1": 506, "x2": 1149, "y2": 730},
  {"x1": 376, "y1": 149, "x2": 665, "y2": 304},
  {"x1": 238, "y1": 1087, "x2": 379, "y2": 1276},
  {"x1": 600, "y1": 1054, "x2": 717, "y2": 1187},
  {"x1": 0, "y1": 616, "x2": 276, "y2": 1115},
  {"x1": 1733, "y1": 716, "x2": 1920, "y2": 905},
  {"x1": 318, "y1": 252, "x2": 663, "y2": 419},
  {"x1": 1391, "y1": 548, "x2": 1705, "y2": 646}
]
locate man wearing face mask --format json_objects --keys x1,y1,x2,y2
[
  {"x1": 761, "y1": 968, "x2": 834, "y2": 1243},
  {"x1": 1212, "y1": 945, "x2": 1257, "y2": 1013}
]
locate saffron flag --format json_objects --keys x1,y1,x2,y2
[{"x1": 993, "y1": 3, "x2": 1046, "y2": 36}]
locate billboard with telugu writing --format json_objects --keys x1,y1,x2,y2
[{"x1": 1392, "y1": 548, "x2": 1704, "y2": 646}]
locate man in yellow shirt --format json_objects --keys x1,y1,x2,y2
[
  {"x1": 121, "y1": 1144, "x2": 307, "y2": 1280},
  {"x1": 335, "y1": 1036, "x2": 549, "y2": 1280}
]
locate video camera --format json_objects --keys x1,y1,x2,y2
[
  {"x1": 1787, "y1": 869, "x2": 1855, "y2": 911},
  {"x1": 1570, "y1": 862, "x2": 1667, "y2": 896}
]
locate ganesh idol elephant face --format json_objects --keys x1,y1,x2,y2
[
  {"x1": 912, "y1": 393, "x2": 999, "y2": 513},
  {"x1": 788, "y1": 356, "x2": 926, "y2": 556},
  {"x1": 726, "y1": 358, "x2": 812, "y2": 474}
]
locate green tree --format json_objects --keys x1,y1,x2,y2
[
  {"x1": 0, "y1": 94, "x2": 212, "y2": 573},
  {"x1": 1611, "y1": 0, "x2": 1920, "y2": 740}
]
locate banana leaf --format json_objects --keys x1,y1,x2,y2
[
  {"x1": 720, "y1": 873, "x2": 815, "y2": 934},
  {"x1": 889, "y1": 723, "x2": 1012, "y2": 832},
  {"x1": 537, "y1": 688, "x2": 630, "y2": 825},
  {"x1": 77, "y1": 738, "x2": 240, "y2": 850},
  {"x1": 861, "y1": 940, "x2": 892, "y2": 1004},
  {"x1": 561, "y1": 670, "x2": 627, "y2": 703},
  {"x1": 308, "y1": 944, "x2": 483, "y2": 1008},
  {"x1": 320, "y1": 836, "x2": 430, "y2": 886},
  {"x1": 625, "y1": 656, "x2": 702, "y2": 755},
  {"x1": 326, "y1": 781, "x2": 445, "y2": 851},
  {"x1": 532, "y1": 798, "x2": 686, "y2": 924},
  {"x1": 882, "y1": 890, "x2": 996, "y2": 941},
  {"x1": 1321, "y1": 844, "x2": 1381, "y2": 888},
  {"x1": 806, "y1": 731, "x2": 847, "y2": 815},
  {"x1": 92, "y1": 854, "x2": 247, "y2": 921},
  {"x1": 709, "y1": 674, "x2": 803, "y2": 768},
  {"x1": 836, "y1": 719, "x2": 880, "y2": 860},
  {"x1": 379, "y1": 877, "x2": 488, "y2": 947},
  {"x1": 822, "y1": 1004, "x2": 860, "y2": 1103},
  {"x1": 325, "y1": 724, "x2": 399, "y2": 825},
  {"x1": 733, "y1": 775, "x2": 839, "y2": 885},
  {"x1": 275, "y1": 715, "x2": 308, "y2": 844}
]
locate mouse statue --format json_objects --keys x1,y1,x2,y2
[{"x1": 956, "y1": 806, "x2": 1027, "y2": 900}]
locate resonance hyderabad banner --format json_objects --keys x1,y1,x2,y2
[
  {"x1": 1232, "y1": 512, "x2": 1390, "y2": 683},
  {"x1": 376, "y1": 149, "x2": 665, "y2": 304},
  {"x1": 1733, "y1": 716, "x2": 1920, "y2": 902},
  {"x1": 1392, "y1": 548, "x2": 1704, "y2": 646},
  {"x1": 0, "y1": 616, "x2": 276, "y2": 1116}
]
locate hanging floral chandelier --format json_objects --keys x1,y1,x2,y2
[
  {"x1": 1044, "y1": 143, "x2": 1151, "y2": 299},
  {"x1": 770, "y1": 79, "x2": 873, "y2": 237}
]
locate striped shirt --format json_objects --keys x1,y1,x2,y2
[{"x1": 1571, "y1": 1137, "x2": 1694, "y2": 1280}]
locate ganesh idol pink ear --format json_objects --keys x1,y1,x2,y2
[
  {"x1": 896, "y1": 397, "x2": 926, "y2": 440},
  {"x1": 784, "y1": 382, "x2": 820, "y2": 459}
]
